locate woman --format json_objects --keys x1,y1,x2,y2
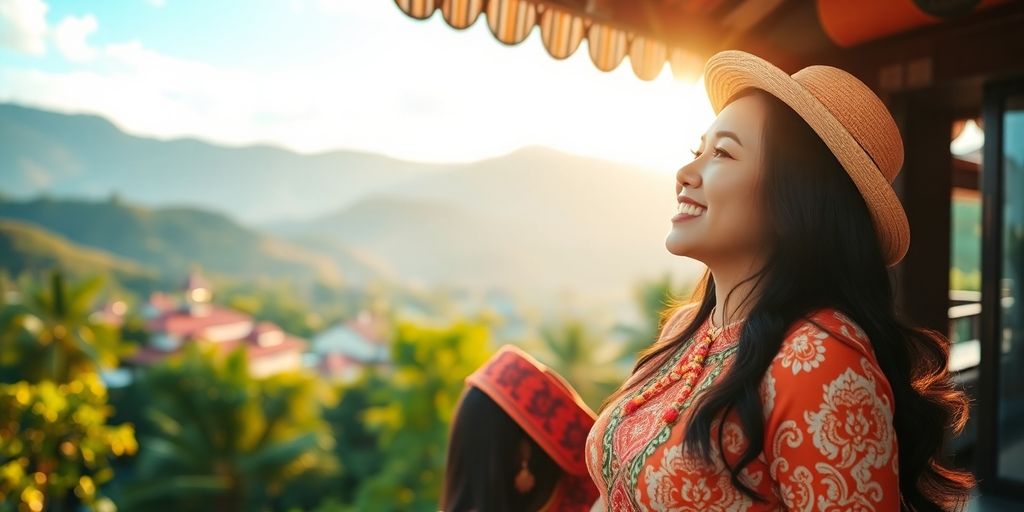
[
  {"x1": 585, "y1": 51, "x2": 974, "y2": 511},
  {"x1": 443, "y1": 345, "x2": 599, "y2": 511}
]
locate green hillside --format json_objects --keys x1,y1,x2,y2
[
  {"x1": 0, "y1": 219, "x2": 157, "y2": 288},
  {"x1": 0, "y1": 196, "x2": 345, "y2": 286}
]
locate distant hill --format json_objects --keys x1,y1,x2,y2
[
  {"x1": 0, "y1": 103, "x2": 443, "y2": 224},
  {"x1": 0, "y1": 219, "x2": 157, "y2": 289},
  {"x1": 0, "y1": 104, "x2": 705, "y2": 309},
  {"x1": 0, "y1": 196, "x2": 380, "y2": 286},
  {"x1": 280, "y1": 147, "x2": 704, "y2": 303}
]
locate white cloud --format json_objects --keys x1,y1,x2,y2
[
  {"x1": 0, "y1": 0, "x2": 49, "y2": 55},
  {"x1": 53, "y1": 14, "x2": 98, "y2": 62},
  {"x1": 0, "y1": 1, "x2": 715, "y2": 171}
]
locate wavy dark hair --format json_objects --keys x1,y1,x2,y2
[
  {"x1": 606, "y1": 89, "x2": 974, "y2": 511},
  {"x1": 441, "y1": 387, "x2": 561, "y2": 512}
]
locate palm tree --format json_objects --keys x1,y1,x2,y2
[
  {"x1": 0, "y1": 272, "x2": 136, "y2": 512},
  {"x1": 123, "y1": 346, "x2": 337, "y2": 512},
  {"x1": 0, "y1": 272, "x2": 124, "y2": 383},
  {"x1": 347, "y1": 321, "x2": 492, "y2": 511},
  {"x1": 529, "y1": 317, "x2": 629, "y2": 410}
]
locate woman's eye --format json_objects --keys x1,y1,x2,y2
[{"x1": 691, "y1": 147, "x2": 731, "y2": 160}]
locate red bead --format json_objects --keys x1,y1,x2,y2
[
  {"x1": 662, "y1": 408, "x2": 680, "y2": 423},
  {"x1": 624, "y1": 399, "x2": 641, "y2": 415},
  {"x1": 622, "y1": 333, "x2": 724, "y2": 419}
]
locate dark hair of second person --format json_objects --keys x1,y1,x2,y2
[{"x1": 441, "y1": 387, "x2": 561, "y2": 512}]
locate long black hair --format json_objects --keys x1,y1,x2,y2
[
  {"x1": 608, "y1": 89, "x2": 974, "y2": 511},
  {"x1": 441, "y1": 387, "x2": 561, "y2": 512}
]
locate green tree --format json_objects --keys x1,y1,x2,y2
[
  {"x1": 123, "y1": 346, "x2": 337, "y2": 512},
  {"x1": 274, "y1": 371, "x2": 390, "y2": 512},
  {"x1": 351, "y1": 321, "x2": 492, "y2": 511},
  {"x1": 0, "y1": 272, "x2": 126, "y2": 384},
  {"x1": 529, "y1": 318, "x2": 627, "y2": 410},
  {"x1": 325, "y1": 372, "x2": 385, "y2": 505},
  {"x1": 0, "y1": 373, "x2": 137, "y2": 512},
  {"x1": 613, "y1": 273, "x2": 695, "y2": 362},
  {"x1": 0, "y1": 272, "x2": 137, "y2": 511}
]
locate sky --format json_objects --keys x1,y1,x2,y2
[{"x1": 0, "y1": 0, "x2": 718, "y2": 172}]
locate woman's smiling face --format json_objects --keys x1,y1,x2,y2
[{"x1": 665, "y1": 93, "x2": 770, "y2": 265}]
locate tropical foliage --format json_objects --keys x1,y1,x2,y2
[
  {"x1": 349, "y1": 321, "x2": 492, "y2": 511},
  {"x1": 0, "y1": 267, "x2": 678, "y2": 511},
  {"x1": 0, "y1": 374, "x2": 137, "y2": 512},
  {"x1": 0, "y1": 273, "x2": 126, "y2": 384},
  {"x1": 123, "y1": 346, "x2": 337, "y2": 512},
  {"x1": 0, "y1": 272, "x2": 137, "y2": 512}
]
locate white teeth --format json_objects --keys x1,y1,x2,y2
[{"x1": 677, "y1": 202, "x2": 706, "y2": 216}]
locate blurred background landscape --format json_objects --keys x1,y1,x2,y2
[
  {"x1": 0, "y1": 100, "x2": 704, "y2": 510},
  {"x1": 0, "y1": 0, "x2": 1014, "y2": 510}
]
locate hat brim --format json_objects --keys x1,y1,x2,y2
[
  {"x1": 704, "y1": 50, "x2": 909, "y2": 267},
  {"x1": 464, "y1": 345, "x2": 595, "y2": 477}
]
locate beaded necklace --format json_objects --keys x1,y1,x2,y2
[{"x1": 621, "y1": 307, "x2": 744, "y2": 425}]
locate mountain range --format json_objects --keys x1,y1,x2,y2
[
  {"x1": 0, "y1": 103, "x2": 443, "y2": 224},
  {"x1": 0, "y1": 103, "x2": 703, "y2": 307}
]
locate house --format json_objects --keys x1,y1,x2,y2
[
  {"x1": 127, "y1": 272, "x2": 306, "y2": 378},
  {"x1": 309, "y1": 310, "x2": 390, "y2": 382}
]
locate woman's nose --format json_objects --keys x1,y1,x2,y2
[{"x1": 676, "y1": 161, "x2": 701, "y2": 190}]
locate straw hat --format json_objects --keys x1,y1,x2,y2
[{"x1": 703, "y1": 50, "x2": 909, "y2": 267}]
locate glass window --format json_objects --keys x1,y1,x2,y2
[
  {"x1": 997, "y1": 94, "x2": 1024, "y2": 483},
  {"x1": 949, "y1": 118, "x2": 983, "y2": 371}
]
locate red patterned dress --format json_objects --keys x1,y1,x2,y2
[{"x1": 585, "y1": 305, "x2": 901, "y2": 511}]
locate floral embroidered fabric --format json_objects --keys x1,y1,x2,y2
[{"x1": 585, "y1": 306, "x2": 900, "y2": 511}]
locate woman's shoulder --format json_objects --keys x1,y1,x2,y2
[
  {"x1": 768, "y1": 307, "x2": 893, "y2": 401},
  {"x1": 781, "y1": 307, "x2": 875, "y2": 360},
  {"x1": 759, "y1": 308, "x2": 901, "y2": 508}
]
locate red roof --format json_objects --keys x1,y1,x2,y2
[
  {"x1": 220, "y1": 336, "x2": 306, "y2": 359},
  {"x1": 128, "y1": 336, "x2": 306, "y2": 367},
  {"x1": 146, "y1": 306, "x2": 251, "y2": 338},
  {"x1": 132, "y1": 297, "x2": 306, "y2": 372}
]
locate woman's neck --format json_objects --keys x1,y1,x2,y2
[{"x1": 708, "y1": 255, "x2": 764, "y2": 327}]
